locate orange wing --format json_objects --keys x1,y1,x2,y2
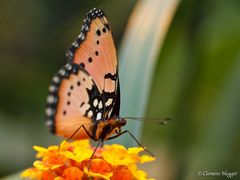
[
  {"x1": 46, "y1": 64, "x2": 103, "y2": 139},
  {"x1": 45, "y1": 8, "x2": 120, "y2": 139},
  {"x1": 66, "y1": 8, "x2": 118, "y2": 109}
]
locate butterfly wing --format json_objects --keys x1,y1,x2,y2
[
  {"x1": 45, "y1": 8, "x2": 120, "y2": 139},
  {"x1": 66, "y1": 8, "x2": 119, "y2": 119},
  {"x1": 46, "y1": 64, "x2": 105, "y2": 139}
]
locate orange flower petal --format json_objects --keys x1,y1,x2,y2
[
  {"x1": 42, "y1": 171, "x2": 57, "y2": 180},
  {"x1": 21, "y1": 140, "x2": 155, "y2": 180},
  {"x1": 62, "y1": 167, "x2": 84, "y2": 180},
  {"x1": 34, "y1": 152, "x2": 67, "y2": 170},
  {"x1": 83, "y1": 167, "x2": 112, "y2": 180},
  {"x1": 81, "y1": 159, "x2": 112, "y2": 173},
  {"x1": 111, "y1": 165, "x2": 133, "y2": 180},
  {"x1": 81, "y1": 159, "x2": 112, "y2": 179}
]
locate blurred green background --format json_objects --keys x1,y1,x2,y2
[{"x1": 0, "y1": 0, "x2": 240, "y2": 179}]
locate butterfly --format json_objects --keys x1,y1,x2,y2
[{"x1": 45, "y1": 8, "x2": 127, "y2": 142}]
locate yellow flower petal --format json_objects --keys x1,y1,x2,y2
[
  {"x1": 127, "y1": 147, "x2": 144, "y2": 155},
  {"x1": 104, "y1": 143, "x2": 126, "y2": 151},
  {"x1": 70, "y1": 139, "x2": 91, "y2": 148},
  {"x1": 128, "y1": 164, "x2": 147, "y2": 180},
  {"x1": 21, "y1": 168, "x2": 42, "y2": 180},
  {"x1": 102, "y1": 144, "x2": 141, "y2": 166},
  {"x1": 33, "y1": 146, "x2": 48, "y2": 158},
  {"x1": 60, "y1": 151, "x2": 78, "y2": 161},
  {"x1": 59, "y1": 140, "x2": 69, "y2": 151},
  {"x1": 73, "y1": 147, "x2": 93, "y2": 161},
  {"x1": 84, "y1": 167, "x2": 113, "y2": 180},
  {"x1": 54, "y1": 177, "x2": 64, "y2": 180},
  {"x1": 33, "y1": 160, "x2": 49, "y2": 171},
  {"x1": 33, "y1": 146, "x2": 47, "y2": 153},
  {"x1": 140, "y1": 155, "x2": 156, "y2": 163},
  {"x1": 21, "y1": 140, "x2": 155, "y2": 180},
  {"x1": 33, "y1": 145, "x2": 59, "y2": 158},
  {"x1": 33, "y1": 160, "x2": 62, "y2": 170}
]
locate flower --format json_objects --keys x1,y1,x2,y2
[{"x1": 21, "y1": 140, "x2": 155, "y2": 180}]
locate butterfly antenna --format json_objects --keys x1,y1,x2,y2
[{"x1": 123, "y1": 117, "x2": 172, "y2": 125}]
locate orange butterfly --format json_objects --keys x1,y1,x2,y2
[{"x1": 45, "y1": 8, "x2": 126, "y2": 142}]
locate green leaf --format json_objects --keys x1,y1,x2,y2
[
  {"x1": 1, "y1": 172, "x2": 22, "y2": 180},
  {"x1": 113, "y1": 0, "x2": 180, "y2": 145}
]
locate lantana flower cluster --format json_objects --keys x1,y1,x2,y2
[{"x1": 21, "y1": 140, "x2": 155, "y2": 180}]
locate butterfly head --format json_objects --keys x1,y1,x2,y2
[
  {"x1": 95, "y1": 116, "x2": 126, "y2": 140},
  {"x1": 112, "y1": 116, "x2": 127, "y2": 127}
]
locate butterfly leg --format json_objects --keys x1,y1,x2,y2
[
  {"x1": 107, "y1": 130, "x2": 154, "y2": 157},
  {"x1": 67, "y1": 125, "x2": 94, "y2": 141},
  {"x1": 88, "y1": 139, "x2": 104, "y2": 170}
]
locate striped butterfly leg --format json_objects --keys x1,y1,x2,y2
[
  {"x1": 87, "y1": 139, "x2": 104, "y2": 171},
  {"x1": 58, "y1": 124, "x2": 95, "y2": 151},
  {"x1": 107, "y1": 130, "x2": 155, "y2": 157},
  {"x1": 66, "y1": 124, "x2": 95, "y2": 142}
]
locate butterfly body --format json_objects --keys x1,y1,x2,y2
[{"x1": 45, "y1": 8, "x2": 125, "y2": 141}]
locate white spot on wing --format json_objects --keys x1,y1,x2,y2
[
  {"x1": 88, "y1": 110, "x2": 93, "y2": 118},
  {"x1": 47, "y1": 95, "x2": 55, "y2": 104},
  {"x1": 46, "y1": 119, "x2": 53, "y2": 127},
  {"x1": 72, "y1": 41, "x2": 79, "y2": 48},
  {"x1": 105, "y1": 98, "x2": 113, "y2": 106},
  {"x1": 78, "y1": 33, "x2": 83, "y2": 38},
  {"x1": 93, "y1": 99, "x2": 98, "y2": 107},
  {"x1": 59, "y1": 69, "x2": 65, "y2": 76},
  {"x1": 67, "y1": 65, "x2": 72, "y2": 70},
  {"x1": 108, "y1": 109, "x2": 113, "y2": 118},
  {"x1": 96, "y1": 112, "x2": 102, "y2": 121},
  {"x1": 48, "y1": 85, "x2": 55, "y2": 92},
  {"x1": 46, "y1": 108, "x2": 53, "y2": 116},
  {"x1": 53, "y1": 76, "x2": 60, "y2": 83},
  {"x1": 98, "y1": 101, "x2": 103, "y2": 109}
]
